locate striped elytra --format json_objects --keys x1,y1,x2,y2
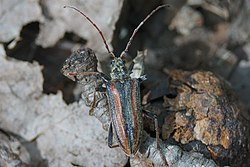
[{"x1": 106, "y1": 79, "x2": 142, "y2": 155}]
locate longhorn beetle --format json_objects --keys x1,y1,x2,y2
[{"x1": 64, "y1": 4, "x2": 170, "y2": 166}]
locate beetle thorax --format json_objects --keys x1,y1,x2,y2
[{"x1": 110, "y1": 57, "x2": 130, "y2": 81}]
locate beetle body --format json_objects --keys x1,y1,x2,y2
[
  {"x1": 64, "y1": 5, "x2": 169, "y2": 165},
  {"x1": 106, "y1": 79, "x2": 142, "y2": 155},
  {"x1": 104, "y1": 56, "x2": 143, "y2": 155}
]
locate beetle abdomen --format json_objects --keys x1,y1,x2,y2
[{"x1": 106, "y1": 79, "x2": 142, "y2": 155}]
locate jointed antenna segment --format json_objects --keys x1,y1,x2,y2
[
  {"x1": 64, "y1": 6, "x2": 113, "y2": 57},
  {"x1": 124, "y1": 4, "x2": 170, "y2": 52}
]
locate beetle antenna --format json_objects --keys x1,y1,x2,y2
[
  {"x1": 64, "y1": 6, "x2": 114, "y2": 57},
  {"x1": 124, "y1": 4, "x2": 171, "y2": 53}
]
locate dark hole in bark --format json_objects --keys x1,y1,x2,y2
[{"x1": 5, "y1": 22, "x2": 88, "y2": 104}]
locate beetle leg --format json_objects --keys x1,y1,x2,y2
[
  {"x1": 68, "y1": 71, "x2": 110, "y2": 82},
  {"x1": 89, "y1": 89, "x2": 97, "y2": 116},
  {"x1": 142, "y1": 109, "x2": 169, "y2": 167},
  {"x1": 108, "y1": 122, "x2": 119, "y2": 148},
  {"x1": 95, "y1": 83, "x2": 106, "y2": 92},
  {"x1": 153, "y1": 116, "x2": 169, "y2": 167},
  {"x1": 98, "y1": 72, "x2": 110, "y2": 83},
  {"x1": 68, "y1": 71, "x2": 100, "y2": 76}
]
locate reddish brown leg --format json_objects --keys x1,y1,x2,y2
[
  {"x1": 154, "y1": 116, "x2": 169, "y2": 167},
  {"x1": 89, "y1": 89, "x2": 97, "y2": 116},
  {"x1": 143, "y1": 110, "x2": 169, "y2": 167},
  {"x1": 68, "y1": 71, "x2": 100, "y2": 76}
]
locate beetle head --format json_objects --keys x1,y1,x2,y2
[{"x1": 110, "y1": 55, "x2": 130, "y2": 81}]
